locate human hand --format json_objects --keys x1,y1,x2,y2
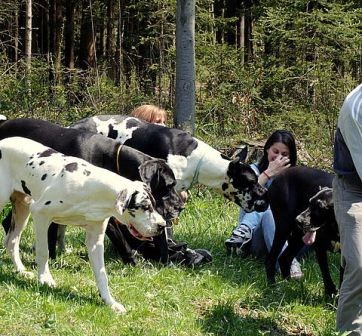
[{"x1": 264, "y1": 155, "x2": 291, "y2": 178}]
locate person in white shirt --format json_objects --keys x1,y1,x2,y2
[{"x1": 333, "y1": 83, "x2": 362, "y2": 335}]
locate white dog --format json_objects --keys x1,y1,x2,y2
[{"x1": 0, "y1": 136, "x2": 166, "y2": 313}]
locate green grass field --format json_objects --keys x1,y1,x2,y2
[{"x1": 0, "y1": 188, "x2": 342, "y2": 336}]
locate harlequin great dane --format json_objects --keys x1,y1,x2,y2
[
  {"x1": 71, "y1": 115, "x2": 269, "y2": 211},
  {"x1": 265, "y1": 166, "x2": 338, "y2": 297},
  {"x1": 0, "y1": 136, "x2": 166, "y2": 313},
  {"x1": 0, "y1": 117, "x2": 183, "y2": 265}
]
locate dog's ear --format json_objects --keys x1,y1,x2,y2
[
  {"x1": 234, "y1": 146, "x2": 248, "y2": 163},
  {"x1": 115, "y1": 188, "x2": 130, "y2": 215},
  {"x1": 139, "y1": 159, "x2": 176, "y2": 191}
]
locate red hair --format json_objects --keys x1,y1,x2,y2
[{"x1": 131, "y1": 104, "x2": 167, "y2": 125}]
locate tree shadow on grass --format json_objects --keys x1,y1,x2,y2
[{"x1": 199, "y1": 302, "x2": 292, "y2": 336}]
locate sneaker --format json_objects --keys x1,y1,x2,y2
[
  {"x1": 290, "y1": 258, "x2": 303, "y2": 280},
  {"x1": 225, "y1": 224, "x2": 252, "y2": 256}
]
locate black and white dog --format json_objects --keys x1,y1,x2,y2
[
  {"x1": 296, "y1": 187, "x2": 340, "y2": 296},
  {"x1": 0, "y1": 117, "x2": 183, "y2": 265},
  {"x1": 71, "y1": 115, "x2": 269, "y2": 211},
  {"x1": 265, "y1": 166, "x2": 338, "y2": 296},
  {"x1": 70, "y1": 115, "x2": 269, "y2": 264},
  {"x1": 0, "y1": 136, "x2": 166, "y2": 313}
]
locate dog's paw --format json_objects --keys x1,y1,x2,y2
[
  {"x1": 19, "y1": 270, "x2": 35, "y2": 279},
  {"x1": 110, "y1": 302, "x2": 127, "y2": 314},
  {"x1": 39, "y1": 274, "x2": 57, "y2": 288}
]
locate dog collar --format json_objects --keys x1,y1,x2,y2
[{"x1": 116, "y1": 144, "x2": 123, "y2": 174}]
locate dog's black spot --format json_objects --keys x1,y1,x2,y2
[
  {"x1": 45, "y1": 201, "x2": 51, "y2": 205},
  {"x1": 38, "y1": 148, "x2": 57, "y2": 157},
  {"x1": 127, "y1": 191, "x2": 139, "y2": 210},
  {"x1": 108, "y1": 125, "x2": 118, "y2": 139},
  {"x1": 65, "y1": 162, "x2": 78, "y2": 172},
  {"x1": 21, "y1": 180, "x2": 31, "y2": 196},
  {"x1": 28, "y1": 161, "x2": 33, "y2": 166},
  {"x1": 83, "y1": 169, "x2": 91, "y2": 176},
  {"x1": 221, "y1": 183, "x2": 228, "y2": 191},
  {"x1": 126, "y1": 118, "x2": 141, "y2": 129},
  {"x1": 39, "y1": 161, "x2": 45, "y2": 165},
  {"x1": 59, "y1": 200, "x2": 63, "y2": 203},
  {"x1": 41, "y1": 174, "x2": 47, "y2": 181},
  {"x1": 0, "y1": 149, "x2": 2, "y2": 159}
]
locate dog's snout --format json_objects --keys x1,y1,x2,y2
[
  {"x1": 256, "y1": 183, "x2": 268, "y2": 195},
  {"x1": 254, "y1": 199, "x2": 269, "y2": 212}
]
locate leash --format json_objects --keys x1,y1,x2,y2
[{"x1": 116, "y1": 144, "x2": 123, "y2": 175}]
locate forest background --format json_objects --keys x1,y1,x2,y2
[
  {"x1": 0, "y1": 1, "x2": 361, "y2": 335},
  {"x1": 0, "y1": 0, "x2": 361, "y2": 169}
]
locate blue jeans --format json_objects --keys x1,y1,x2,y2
[
  {"x1": 238, "y1": 208, "x2": 309, "y2": 267},
  {"x1": 238, "y1": 208, "x2": 285, "y2": 259}
]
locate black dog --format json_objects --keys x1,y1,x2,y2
[
  {"x1": 296, "y1": 187, "x2": 340, "y2": 296},
  {"x1": 265, "y1": 166, "x2": 339, "y2": 297},
  {"x1": 0, "y1": 118, "x2": 184, "y2": 265}
]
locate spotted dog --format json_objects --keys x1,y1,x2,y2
[
  {"x1": 265, "y1": 166, "x2": 336, "y2": 296},
  {"x1": 0, "y1": 136, "x2": 166, "y2": 313},
  {"x1": 0, "y1": 117, "x2": 183, "y2": 265},
  {"x1": 296, "y1": 187, "x2": 340, "y2": 296},
  {"x1": 71, "y1": 115, "x2": 269, "y2": 211}
]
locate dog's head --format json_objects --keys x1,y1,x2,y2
[
  {"x1": 138, "y1": 159, "x2": 184, "y2": 221},
  {"x1": 223, "y1": 148, "x2": 269, "y2": 212},
  {"x1": 296, "y1": 187, "x2": 336, "y2": 245},
  {"x1": 114, "y1": 181, "x2": 166, "y2": 240}
]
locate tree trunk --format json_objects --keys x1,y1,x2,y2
[
  {"x1": 106, "y1": 0, "x2": 116, "y2": 59},
  {"x1": 54, "y1": 1, "x2": 63, "y2": 76},
  {"x1": 11, "y1": 5, "x2": 19, "y2": 64},
  {"x1": 25, "y1": 0, "x2": 32, "y2": 70},
  {"x1": 25, "y1": 0, "x2": 32, "y2": 102},
  {"x1": 174, "y1": 0, "x2": 195, "y2": 134},
  {"x1": 79, "y1": 2, "x2": 96, "y2": 69},
  {"x1": 243, "y1": 0, "x2": 253, "y2": 63},
  {"x1": 64, "y1": 0, "x2": 75, "y2": 70},
  {"x1": 34, "y1": 0, "x2": 48, "y2": 56},
  {"x1": 106, "y1": 0, "x2": 117, "y2": 80},
  {"x1": 115, "y1": 0, "x2": 124, "y2": 86}
]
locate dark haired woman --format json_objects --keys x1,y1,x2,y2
[{"x1": 225, "y1": 130, "x2": 303, "y2": 279}]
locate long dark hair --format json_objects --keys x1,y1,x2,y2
[{"x1": 256, "y1": 130, "x2": 297, "y2": 173}]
